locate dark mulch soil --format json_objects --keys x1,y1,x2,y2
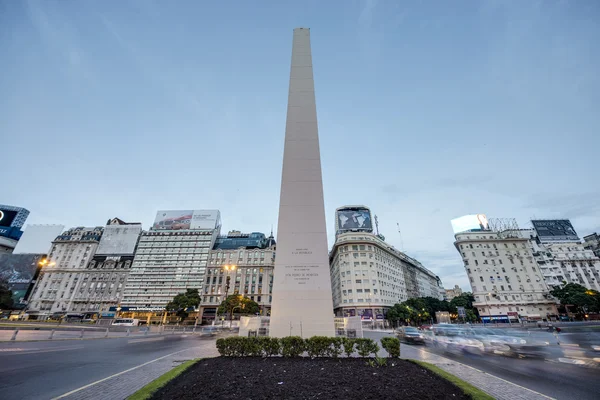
[{"x1": 150, "y1": 357, "x2": 471, "y2": 400}]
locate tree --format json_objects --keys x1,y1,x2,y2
[
  {"x1": 550, "y1": 283, "x2": 600, "y2": 314},
  {"x1": 217, "y1": 295, "x2": 260, "y2": 321},
  {"x1": 166, "y1": 289, "x2": 201, "y2": 321},
  {"x1": 0, "y1": 279, "x2": 13, "y2": 309}
]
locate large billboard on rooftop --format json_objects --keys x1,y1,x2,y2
[
  {"x1": 532, "y1": 219, "x2": 579, "y2": 242},
  {"x1": 451, "y1": 214, "x2": 489, "y2": 234},
  {"x1": 153, "y1": 210, "x2": 220, "y2": 231}
]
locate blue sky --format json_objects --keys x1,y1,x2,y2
[{"x1": 1, "y1": 1, "x2": 599, "y2": 291}]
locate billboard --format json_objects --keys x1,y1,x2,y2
[
  {"x1": 0, "y1": 254, "x2": 44, "y2": 307},
  {"x1": 13, "y1": 225, "x2": 65, "y2": 254},
  {"x1": 96, "y1": 224, "x2": 142, "y2": 255},
  {"x1": 153, "y1": 210, "x2": 220, "y2": 231},
  {"x1": 450, "y1": 214, "x2": 489, "y2": 234},
  {"x1": 0, "y1": 209, "x2": 18, "y2": 228},
  {"x1": 336, "y1": 208, "x2": 373, "y2": 232},
  {"x1": 532, "y1": 220, "x2": 579, "y2": 242}
]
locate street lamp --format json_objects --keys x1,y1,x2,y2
[{"x1": 222, "y1": 265, "x2": 237, "y2": 297}]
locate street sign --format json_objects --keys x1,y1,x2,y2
[{"x1": 457, "y1": 307, "x2": 466, "y2": 317}]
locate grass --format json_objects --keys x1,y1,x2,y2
[
  {"x1": 127, "y1": 359, "x2": 199, "y2": 400},
  {"x1": 410, "y1": 360, "x2": 495, "y2": 400}
]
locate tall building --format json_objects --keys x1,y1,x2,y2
[
  {"x1": 121, "y1": 210, "x2": 220, "y2": 311},
  {"x1": 527, "y1": 220, "x2": 600, "y2": 292},
  {"x1": 329, "y1": 231, "x2": 442, "y2": 319},
  {"x1": 27, "y1": 226, "x2": 104, "y2": 319},
  {"x1": 269, "y1": 28, "x2": 335, "y2": 338},
  {"x1": 583, "y1": 232, "x2": 600, "y2": 258},
  {"x1": 0, "y1": 205, "x2": 30, "y2": 254},
  {"x1": 200, "y1": 230, "x2": 276, "y2": 322},
  {"x1": 67, "y1": 218, "x2": 142, "y2": 315},
  {"x1": 452, "y1": 215, "x2": 557, "y2": 322}
]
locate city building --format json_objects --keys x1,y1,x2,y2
[
  {"x1": 200, "y1": 230, "x2": 276, "y2": 322},
  {"x1": 0, "y1": 224, "x2": 64, "y2": 309},
  {"x1": 583, "y1": 232, "x2": 600, "y2": 259},
  {"x1": 527, "y1": 220, "x2": 600, "y2": 292},
  {"x1": 68, "y1": 218, "x2": 142, "y2": 316},
  {"x1": 445, "y1": 285, "x2": 463, "y2": 301},
  {"x1": 452, "y1": 215, "x2": 557, "y2": 322},
  {"x1": 0, "y1": 205, "x2": 30, "y2": 253},
  {"x1": 27, "y1": 226, "x2": 104, "y2": 319},
  {"x1": 329, "y1": 230, "x2": 442, "y2": 319},
  {"x1": 120, "y1": 210, "x2": 221, "y2": 314}
]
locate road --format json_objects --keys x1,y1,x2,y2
[
  {"x1": 365, "y1": 330, "x2": 600, "y2": 400},
  {"x1": 0, "y1": 333, "x2": 213, "y2": 400}
]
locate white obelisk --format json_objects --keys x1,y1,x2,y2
[{"x1": 269, "y1": 28, "x2": 335, "y2": 338}]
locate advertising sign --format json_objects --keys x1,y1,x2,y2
[
  {"x1": 336, "y1": 208, "x2": 373, "y2": 232},
  {"x1": 0, "y1": 254, "x2": 43, "y2": 306},
  {"x1": 153, "y1": 210, "x2": 220, "y2": 231},
  {"x1": 361, "y1": 309, "x2": 373, "y2": 320},
  {"x1": 457, "y1": 306, "x2": 466, "y2": 318},
  {"x1": 450, "y1": 214, "x2": 489, "y2": 234},
  {"x1": 0, "y1": 209, "x2": 18, "y2": 228},
  {"x1": 96, "y1": 224, "x2": 142, "y2": 255},
  {"x1": 532, "y1": 219, "x2": 579, "y2": 242}
]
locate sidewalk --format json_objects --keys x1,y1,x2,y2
[
  {"x1": 53, "y1": 340, "x2": 219, "y2": 400},
  {"x1": 402, "y1": 345, "x2": 555, "y2": 400}
]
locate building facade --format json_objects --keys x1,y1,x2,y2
[
  {"x1": 121, "y1": 210, "x2": 221, "y2": 310},
  {"x1": 200, "y1": 231, "x2": 276, "y2": 322},
  {"x1": 454, "y1": 229, "x2": 557, "y2": 322},
  {"x1": 329, "y1": 232, "x2": 442, "y2": 319},
  {"x1": 583, "y1": 233, "x2": 600, "y2": 259},
  {"x1": 27, "y1": 226, "x2": 104, "y2": 318},
  {"x1": 0, "y1": 205, "x2": 30, "y2": 254},
  {"x1": 68, "y1": 218, "x2": 142, "y2": 315},
  {"x1": 445, "y1": 285, "x2": 463, "y2": 301}
]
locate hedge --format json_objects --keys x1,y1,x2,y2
[
  {"x1": 380, "y1": 337, "x2": 401, "y2": 358},
  {"x1": 215, "y1": 336, "x2": 379, "y2": 358}
]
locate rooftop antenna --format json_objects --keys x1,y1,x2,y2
[
  {"x1": 397, "y1": 222, "x2": 404, "y2": 252},
  {"x1": 374, "y1": 215, "x2": 380, "y2": 235}
]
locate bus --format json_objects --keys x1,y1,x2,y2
[{"x1": 112, "y1": 318, "x2": 140, "y2": 326}]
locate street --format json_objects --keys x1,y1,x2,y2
[
  {"x1": 366, "y1": 330, "x2": 600, "y2": 400},
  {"x1": 0, "y1": 333, "x2": 215, "y2": 400}
]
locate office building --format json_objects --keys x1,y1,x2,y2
[
  {"x1": 452, "y1": 215, "x2": 557, "y2": 322},
  {"x1": 329, "y1": 231, "x2": 442, "y2": 319},
  {"x1": 200, "y1": 230, "x2": 276, "y2": 322},
  {"x1": 445, "y1": 285, "x2": 463, "y2": 301},
  {"x1": 27, "y1": 226, "x2": 104, "y2": 319},
  {"x1": 121, "y1": 210, "x2": 220, "y2": 311}
]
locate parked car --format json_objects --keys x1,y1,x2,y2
[{"x1": 396, "y1": 326, "x2": 425, "y2": 344}]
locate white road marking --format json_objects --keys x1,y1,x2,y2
[
  {"x1": 51, "y1": 347, "x2": 193, "y2": 399},
  {"x1": 128, "y1": 336, "x2": 165, "y2": 344},
  {"x1": 0, "y1": 345, "x2": 84, "y2": 356}
]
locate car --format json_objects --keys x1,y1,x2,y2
[{"x1": 396, "y1": 326, "x2": 425, "y2": 344}]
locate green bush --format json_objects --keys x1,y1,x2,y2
[
  {"x1": 306, "y1": 336, "x2": 332, "y2": 357},
  {"x1": 380, "y1": 336, "x2": 401, "y2": 358},
  {"x1": 329, "y1": 337, "x2": 344, "y2": 358},
  {"x1": 280, "y1": 336, "x2": 306, "y2": 357},
  {"x1": 354, "y1": 338, "x2": 379, "y2": 358},
  {"x1": 216, "y1": 338, "x2": 230, "y2": 356},
  {"x1": 246, "y1": 337, "x2": 263, "y2": 357},
  {"x1": 258, "y1": 337, "x2": 281, "y2": 357},
  {"x1": 342, "y1": 337, "x2": 356, "y2": 357}
]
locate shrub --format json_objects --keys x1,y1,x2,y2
[
  {"x1": 342, "y1": 337, "x2": 356, "y2": 357},
  {"x1": 259, "y1": 337, "x2": 281, "y2": 357},
  {"x1": 354, "y1": 338, "x2": 379, "y2": 358},
  {"x1": 329, "y1": 337, "x2": 344, "y2": 358},
  {"x1": 280, "y1": 336, "x2": 306, "y2": 357},
  {"x1": 380, "y1": 336, "x2": 401, "y2": 358},
  {"x1": 216, "y1": 338, "x2": 230, "y2": 356},
  {"x1": 306, "y1": 336, "x2": 332, "y2": 357},
  {"x1": 246, "y1": 337, "x2": 263, "y2": 357}
]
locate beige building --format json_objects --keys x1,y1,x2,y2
[
  {"x1": 329, "y1": 232, "x2": 442, "y2": 319},
  {"x1": 200, "y1": 231, "x2": 275, "y2": 323},
  {"x1": 455, "y1": 230, "x2": 557, "y2": 322},
  {"x1": 445, "y1": 285, "x2": 463, "y2": 301}
]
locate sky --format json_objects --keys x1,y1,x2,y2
[{"x1": 1, "y1": 0, "x2": 599, "y2": 291}]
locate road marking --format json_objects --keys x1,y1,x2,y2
[
  {"x1": 415, "y1": 347, "x2": 556, "y2": 400},
  {"x1": 0, "y1": 345, "x2": 84, "y2": 356},
  {"x1": 51, "y1": 347, "x2": 192, "y2": 399},
  {"x1": 128, "y1": 336, "x2": 165, "y2": 344}
]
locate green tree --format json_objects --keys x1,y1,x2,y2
[
  {"x1": 166, "y1": 289, "x2": 201, "y2": 321},
  {"x1": 0, "y1": 279, "x2": 13, "y2": 309},
  {"x1": 550, "y1": 283, "x2": 600, "y2": 314},
  {"x1": 217, "y1": 295, "x2": 260, "y2": 321}
]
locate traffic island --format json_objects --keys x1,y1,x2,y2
[{"x1": 147, "y1": 357, "x2": 472, "y2": 400}]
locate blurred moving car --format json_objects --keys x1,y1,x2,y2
[{"x1": 396, "y1": 326, "x2": 425, "y2": 344}]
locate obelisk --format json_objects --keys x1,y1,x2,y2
[{"x1": 269, "y1": 28, "x2": 335, "y2": 338}]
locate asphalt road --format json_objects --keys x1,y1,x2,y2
[
  {"x1": 0, "y1": 334, "x2": 205, "y2": 400},
  {"x1": 366, "y1": 330, "x2": 600, "y2": 400}
]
